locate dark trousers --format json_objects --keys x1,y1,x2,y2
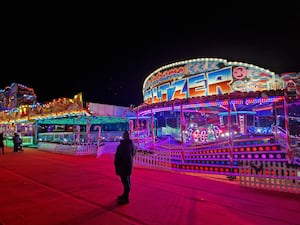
[
  {"x1": 120, "y1": 175, "x2": 131, "y2": 199},
  {"x1": 13, "y1": 144, "x2": 18, "y2": 152}
]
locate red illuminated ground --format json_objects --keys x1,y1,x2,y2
[{"x1": 0, "y1": 145, "x2": 299, "y2": 225}]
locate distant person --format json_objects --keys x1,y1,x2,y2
[
  {"x1": 13, "y1": 133, "x2": 22, "y2": 152},
  {"x1": 114, "y1": 130, "x2": 136, "y2": 204},
  {"x1": 0, "y1": 133, "x2": 5, "y2": 155}
]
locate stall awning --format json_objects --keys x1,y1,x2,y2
[{"x1": 37, "y1": 116, "x2": 128, "y2": 125}]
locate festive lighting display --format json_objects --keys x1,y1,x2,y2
[{"x1": 131, "y1": 58, "x2": 300, "y2": 176}]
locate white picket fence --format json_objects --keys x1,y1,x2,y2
[
  {"x1": 37, "y1": 142, "x2": 101, "y2": 156},
  {"x1": 239, "y1": 161, "x2": 300, "y2": 194},
  {"x1": 134, "y1": 149, "x2": 300, "y2": 194},
  {"x1": 134, "y1": 150, "x2": 171, "y2": 171}
]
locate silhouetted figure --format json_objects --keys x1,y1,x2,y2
[
  {"x1": 0, "y1": 133, "x2": 5, "y2": 155},
  {"x1": 13, "y1": 133, "x2": 22, "y2": 152},
  {"x1": 114, "y1": 131, "x2": 136, "y2": 204}
]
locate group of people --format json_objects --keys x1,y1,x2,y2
[
  {"x1": 0, "y1": 132, "x2": 23, "y2": 155},
  {"x1": 13, "y1": 132, "x2": 23, "y2": 152}
]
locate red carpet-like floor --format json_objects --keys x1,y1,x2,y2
[{"x1": 0, "y1": 146, "x2": 299, "y2": 225}]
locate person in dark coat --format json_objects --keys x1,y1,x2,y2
[
  {"x1": 13, "y1": 133, "x2": 22, "y2": 152},
  {"x1": 114, "y1": 131, "x2": 136, "y2": 204},
  {"x1": 0, "y1": 133, "x2": 5, "y2": 155}
]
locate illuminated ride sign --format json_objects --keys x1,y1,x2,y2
[{"x1": 142, "y1": 58, "x2": 300, "y2": 104}]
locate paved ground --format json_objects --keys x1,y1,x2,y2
[{"x1": 0, "y1": 145, "x2": 300, "y2": 225}]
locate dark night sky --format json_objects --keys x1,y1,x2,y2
[{"x1": 2, "y1": 3, "x2": 300, "y2": 107}]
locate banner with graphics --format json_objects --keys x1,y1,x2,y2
[
  {"x1": 0, "y1": 92, "x2": 85, "y2": 123},
  {"x1": 142, "y1": 58, "x2": 300, "y2": 104}
]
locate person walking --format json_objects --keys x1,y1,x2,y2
[
  {"x1": 0, "y1": 133, "x2": 5, "y2": 155},
  {"x1": 114, "y1": 130, "x2": 136, "y2": 204}
]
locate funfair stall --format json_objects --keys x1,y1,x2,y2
[
  {"x1": 131, "y1": 58, "x2": 300, "y2": 176},
  {"x1": 0, "y1": 86, "x2": 136, "y2": 155},
  {"x1": 0, "y1": 88, "x2": 90, "y2": 150}
]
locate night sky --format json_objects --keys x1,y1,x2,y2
[{"x1": 2, "y1": 3, "x2": 300, "y2": 107}]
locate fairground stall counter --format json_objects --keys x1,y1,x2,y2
[
  {"x1": 36, "y1": 103, "x2": 135, "y2": 155},
  {"x1": 0, "y1": 83, "x2": 38, "y2": 147},
  {"x1": 0, "y1": 85, "x2": 135, "y2": 155},
  {"x1": 0, "y1": 87, "x2": 89, "y2": 150},
  {"x1": 130, "y1": 58, "x2": 300, "y2": 177}
]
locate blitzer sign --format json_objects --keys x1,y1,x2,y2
[{"x1": 142, "y1": 58, "x2": 300, "y2": 104}]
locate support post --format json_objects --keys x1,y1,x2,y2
[
  {"x1": 283, "y1": 94, "x2": 292, "y2": 163},
  {"x1": 180, "y1": 103, "x2": 185, "y2": 163}
]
